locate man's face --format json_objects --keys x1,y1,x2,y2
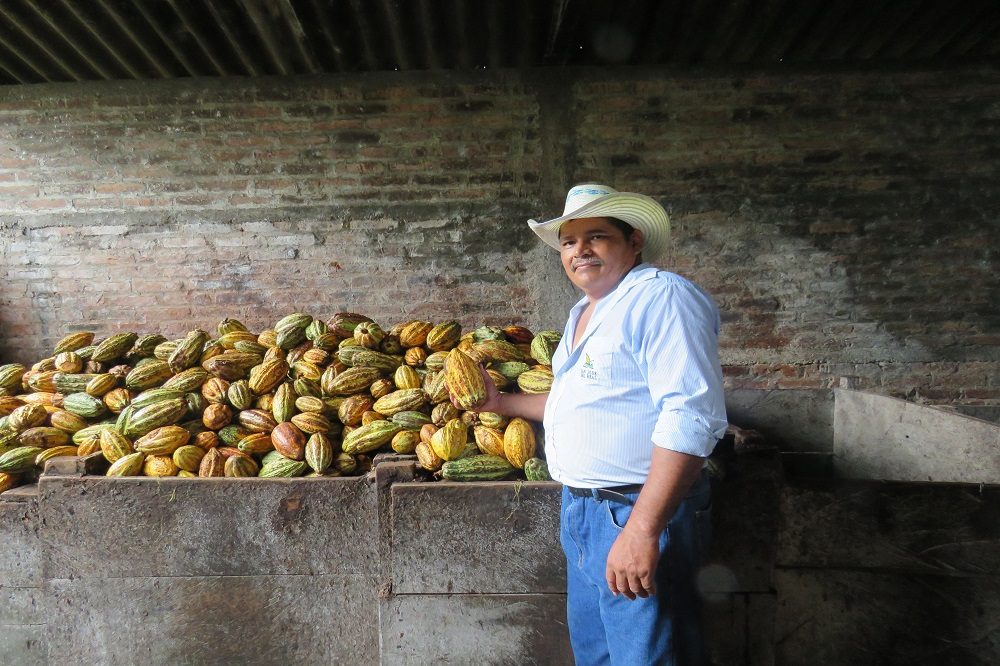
[{"x1": 558, "y1": 217, "x2": 644, "y2": 299}]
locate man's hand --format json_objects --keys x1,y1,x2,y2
[
  {"x1": 450, "y1": 363, "x2": 502, "y2": 413},
  {"x1": 606, "y1": 527, "x2": 661, "y2": 600}
]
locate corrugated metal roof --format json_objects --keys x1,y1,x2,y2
[{"x1": 0, "y1": 0, "x2": 997, "y2": 85}]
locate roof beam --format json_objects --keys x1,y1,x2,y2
[
  {"x1": 703, "y1": 0, "x2": 753, "y2": 62},
  {"x1": 908, "y1": 5, "x2": 992, "y2": 60},
  {"x1": 239, "y1": 0, "x2": 293, "y2": 75},
  {"x1": 945, "y1": 11, "x2": 1000, "y2": 56},
  {"x1": 854, "y1": 1, "x2": 923, "y2": 60},
  {"x1": 166, "y1": 0, "x2": 229, "y2": 75},
  {"x1": 640, "y1": 0, "x2": 687, "y2": 63},
  {"x1": 415, "y1": 0, "x2": 441, "y2": 69},
  {"x1": 487, "y1": 0, "x2": 503, "y2": 68},
  {"x1": 57, "y1": 0, "x2": 142, "y2": 79},
  {"x1": 348, "y1": 0, "x2": 380, "y2": 70},
  {"x1": 133, "y1": 0, "x2": 200, "y2": 76},
  {"x1": 205, "y1": 0, "x2": 262, "y2": 76},
  {"x1": 307, "y1": 0, "x2": 347, "y2": 71},
  {"x1": 755, "y1": 1, "x2": 827, "y2": 62},
  {"x1": 787, "y1": 1, "x2": 855, "y2": 61},
  {"x1": 0, "y1": 3, "x2": 85, "y2": 80},
  {"x1": 276, "y1": 0, "x2": 321, "y2": 73},
  {"x1": 670, "y1": 0, "x2": 720, "y2": 63},
  {"x1": 378, "y1": 0, "x2": 411, "y2": 70},
  {"x1": 0, "y1": 42, "x2": 42, "y2": 83},
  {"x1": 94, "y1": 0, "x2": 173, "y2": 77},
  {"x1": 729, "y1": 0, "x2": 787, "y2": 63},
  {"x1": 22, "y1": 0, "x2": 115, "y2": 79},
  {"x1": 820, "y1": 0, "x2": 888, "y2": 62}
]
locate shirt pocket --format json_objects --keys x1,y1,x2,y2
[{"x1": 577, "y1": 336, "x2": 615, "y2": 386}]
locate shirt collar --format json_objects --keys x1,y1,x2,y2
[
  {"x1": 559, "y1": 263, "x2": 659, "y2": 369},
  {"x1": 569, "y1": 262, "x2": 659, "y2": 314}
]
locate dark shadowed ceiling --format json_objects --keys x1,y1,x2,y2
[{"x1": 0, "y1": 0, "x2": 998, "y2": 85}]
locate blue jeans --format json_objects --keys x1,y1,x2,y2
[{"x1": 560, "y1": 471, "x2": 712, "y2": 666}]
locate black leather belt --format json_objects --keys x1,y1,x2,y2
[{"x1": 566, "y1": 484, "x2": 644, "y2": 505}]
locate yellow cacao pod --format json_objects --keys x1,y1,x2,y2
[
  {"x1": 430, "y1": 418, "x2": 468, "y2": 462},
  {"x1": 503, "y1": 417, "x2": 536, "y2": 469},
  {"x1": 444, "y1": 348, "x2": 487, "y2": 411}
]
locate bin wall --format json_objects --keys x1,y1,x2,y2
[{"x1": 0, "y1": 487, "x2": 46, "y2": 665}]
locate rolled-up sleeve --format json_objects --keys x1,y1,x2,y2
[{"x1": 639, "y1": 281, "x2": 728, "y2": 457}]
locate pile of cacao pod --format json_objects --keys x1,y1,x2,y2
[{"x1": 0, "y1": 313, "x2": 560, "y2": 491}]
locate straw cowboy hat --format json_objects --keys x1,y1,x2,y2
[{"x1": 528, "y1": 184, "x2": 670, "y2": 260}]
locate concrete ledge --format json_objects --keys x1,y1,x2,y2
[
  {"x1": 725, "y1": 389, "x2": 834, "y2": 453},
  {"x1": 389, "y1": 481, "x2": 564, "y2": 594},
  {"x1": 773, "y1": 570, "x2": 1000, "y2": 665},
  {"x1": 777, "y1": 481, "x2": 1000, "y2": 574},
  {"x1": 833, "y1": 389, "x2": 1000, "y2": 483},
  {"x1": 46, "y1": 574, "x2": 377, "y2": 665},
  {"x1": 379, "y1": 594, "x2": 572, "y2": 665},
  {"x1": 38, "y1": 475, "x2": 377, "y2": 578}
]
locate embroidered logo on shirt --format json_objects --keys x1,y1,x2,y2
[
  {"x1": 580, "y1": 353, "x2": 599, "y2": 381},
  {"x1": 582, "y1": 354, "x2": 594, "y2": 370}
]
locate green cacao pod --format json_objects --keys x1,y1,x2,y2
[
  {"x1": 259, "y1": 457, "x2": 308, "y2": 478},
  {"x1": 124, "y1": 398, "x2": 188, "y2": 438},
  {"x1": 62, "y1": 392, "x2": 107, "y2": 419},
  {"x1": 272, "y1": 382, "x2": 297, "y2": 424},
  {"x1": 125, "y1": 361, "x2": 173, "y2": 391},
  {"x1": 426, "y1": 321, "x2": 461, "y2": 352},
  {"x1": 373, "y1": 389, "x2": 427, "y2": 416},
  {"x1": 224, "y1": 454, "x2": 259, "y2": 477},
  {"x1": 163, "y1": 367, "x2": 209, "y2": 393},
  {"x1": 53, "y1": 332, "x2": 95, "y2": 354},
  {"x1": 131, "y1": 388, "x2": 186, "y2": 411},
  {"x1": 305, "y1": 432, "x2": 334, "y2": 472},
  {"x1": 523, "y1": 457, "x2": 552, "y2": 481},
  {"x1": 0, "y1": 446, "x2": 44, "y2": 473},
  {"x1": 168, "y1": 329, "x2": 210, "y2": 373},
  {"x1": 441, "y1": 454, "x2": 516, "y2": 481},
  {"x1": 227, "y1": 380, "x2": 254, "y2": 410},
  {"x1": 530, "y1": 331, "x2": 561, "y2": 366},
  {"x1": 107, "y1": 451, "x2": 145, "y2": 476},
  {"x1": 517, "y1": 368, "x2": 554, "y2": 394},
  {"x1": 341, "y1": 420, "x2": 402, "y2": 455},
  {"x1": 92, "y1": 332, "x2": 138, "y2": 363},
  {"x1": 326, "y1": 367, "x2": 381, "y2": 396},
  {"x1": 390, "y1": 410, "x2": 432, "y2": 431}
]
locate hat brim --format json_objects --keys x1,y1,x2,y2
[{"x1": 527, "y1": 192, "x2": 670, "y2": 260}]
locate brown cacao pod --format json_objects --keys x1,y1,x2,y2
[
  {"x1": 338, "y1": 394, "x2": 373, "y2": 427},
  {"x1": 238, "y1": 409, "x2": 278, "y2": 434},
  {"x1": 271, "y1": 422, "x2": 306, "y2": 461},
  {"x1": 202, "y1": 403, "x2": 233, "y2": 431},
  {"x1": 198, "y1": 447, "x2": 225, "y2": 477}
]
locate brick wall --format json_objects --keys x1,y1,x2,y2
[{"x1": 0, "y1": 66, "x2": 996, "y2": 404}]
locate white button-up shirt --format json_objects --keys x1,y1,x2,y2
[{"x1": 543, "y1": 263, "x2": 728, "y2": 488}]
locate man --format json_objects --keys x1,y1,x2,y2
[{"x1": 476, "y1": 184, "x2": 727, "y2": 665}]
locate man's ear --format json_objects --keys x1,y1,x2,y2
[{"x1": 631, "y1": 229, "x2": 645, "y2": 255}]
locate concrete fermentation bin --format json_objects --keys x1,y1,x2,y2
[
  {"x1": 37, "y1": 456, "x2": 379, "y2": 665},
  {"x1": 374, "y1": 460, "x2": 573, "y2": 665},
  {"x1": 0, "y1": 484, "x2": 46, "y2": 665}
]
